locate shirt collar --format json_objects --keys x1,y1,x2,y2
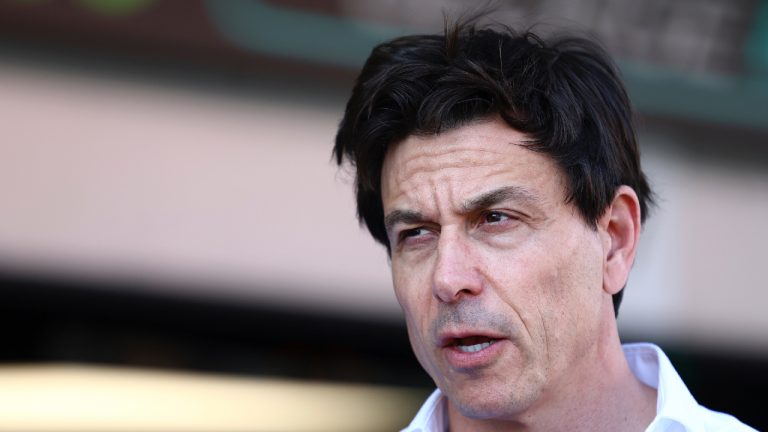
[
  {"x1": 622, "y1": 342, "x2": 703, "y2": 431},
  {"x1": 401, "y1": 388, "x2": 446, "y2": 432}
]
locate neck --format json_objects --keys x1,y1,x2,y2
[{"x1": 447, "y1": 325, "x2": 657, "y2": 432}]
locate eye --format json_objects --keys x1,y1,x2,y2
[
  {"x1": 394, "y1": 226, "x2": 436, "y2": 249},
  {"x1": 400, "y1": 227, "x2": 430, "y2": 240},
  {"x1": 481, "y1": 210, "x2": 510, "y2": 224}
]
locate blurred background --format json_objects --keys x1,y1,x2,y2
[{"x1": 0, "y1": 0, "x2": 766, "y2": 430}]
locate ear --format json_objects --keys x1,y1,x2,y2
[{"x1": 598, "y1": 186, "x2": 642, "y2": 296}]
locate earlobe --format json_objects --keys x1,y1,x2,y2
[{"x1": 600, "y1": 186, "x2": 642, "y2": 295}]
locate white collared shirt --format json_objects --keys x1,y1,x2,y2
[{"x1": 401, "y1": 343, "x2": 757, "y2": 432}]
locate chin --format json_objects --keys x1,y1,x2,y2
[
  {"x1": 447, "y1": 379, "x2": 541, "y2": 422},
  {"x1": 456, "y1": 401, "x2": 509, "y2": 420},
  {"x1": 449, "y1": 386, "x2": 527, "y2": 420}
]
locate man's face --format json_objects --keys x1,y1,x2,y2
[{"x1": 380, "y1": 118, "x2": 611, "y2": 420}]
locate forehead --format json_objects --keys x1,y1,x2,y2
[{"x1": 381, "y1": 119, "x2": 566, "y2": 210}]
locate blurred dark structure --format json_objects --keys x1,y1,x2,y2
[
  {"x1": 1, "y1": 270, "x2": 766, "y2": 427},
  {"x1": 0, "y1": 0, "x2": 766, "y2": 429},
  {"x1": 0, "y1": 270, "x2": 427, "y2": 387}
]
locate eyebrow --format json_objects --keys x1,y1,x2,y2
[
  {"x1": 460, "y1": 185, "x2": 541, "y2": 213},
  {"x1": 383, "y1": 186, "x2": 540, "y2": 235},
  {"x1": 384, "y1": 209, "x2": 425, "y2": 235}
]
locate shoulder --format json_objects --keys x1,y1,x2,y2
[
  {"x1": 693, "y1": 406, "x2": 759, "y2": 432},
  {"x1": 645, "y1": 398, "x2": 758, "y2": 432},
  {"x1": 621, "y1": 343, "x2": 758, "y2": 432}
]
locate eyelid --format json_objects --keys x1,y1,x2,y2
[
  {"x1": 399, "y1": 226, "x2": 430, "y2": 239},
  {"x1": 398, "y1": 226, "x2": 419, "y2": 237},
  {"x1": 394, "y1": 225, "x2": 437, "y2": 249},
  {"x1": 475, "y1": 209, "x2": 522, "y2": 228},
  {"x1": 480, "y1": 209, "x2": 511, "y2": 219}
]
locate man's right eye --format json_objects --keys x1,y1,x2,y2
[{"x1": 398, "y1": 227, "x2": 431, "y2": 244}]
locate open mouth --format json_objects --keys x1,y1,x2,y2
[{"x1": 450, "y1": 336, "x2": 499, "y2": 353}]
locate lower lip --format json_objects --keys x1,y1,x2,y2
[{"x1": 442, "y1": 339, "x2": 507, "y2": 370}]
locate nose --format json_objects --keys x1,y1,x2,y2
[{"x1": 431, "y1": 229, "x2": 483, "y2": 303}]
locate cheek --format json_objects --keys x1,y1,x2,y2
[
  {"x1": 482, "y1": 235, "x2": 599, "y2": 338},
  {"x1": 555, "y1": 232, "x2": 606, "y2": 307},
  {"x1": 482, "y1": 244, "x2": 550, "y2": 308},
  {"x1": 533, "y1": 233, "x2": 606, "y2": 350},
  {"x1": 392, "y1": 262, "x2": 434, "y2": 336},
  {"x1": 391, "y1": 264, "x2": 414, "y2": 310},
  {"x1": 392, "y1": 257, "x2": 433, "y2": 305},
  {"x1": 392, "y1": 267, "x2": 441, "y2": 376}
]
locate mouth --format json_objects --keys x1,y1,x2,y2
[
  {"x1": 442, "y1": 335, "x2": 502, "y2": 353},
  {"x1": 438, "y1": 333, "x2": 506, "y2": 369}
]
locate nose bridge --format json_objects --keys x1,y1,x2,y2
[{"x1": 432, "y1": 226, "x2": 482, "y2": 302}]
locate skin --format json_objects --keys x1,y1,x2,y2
[{"x1": 380, "y1": 118, "x2": 656, "y2": 431}]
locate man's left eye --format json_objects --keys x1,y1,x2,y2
[{"x1": 482, "y1": 211, "x2": 509, "y2": 224}]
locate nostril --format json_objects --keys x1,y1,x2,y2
[{"x1": 432, "y1": 282, "x2": 483, "y2": 303}]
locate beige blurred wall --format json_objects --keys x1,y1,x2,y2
[
  {"x1": 0, "y1": 60, "x2": 397, "y2": 319},
  {"x1": 0, "y1": 60, "x2": 766, "y2": 350}
]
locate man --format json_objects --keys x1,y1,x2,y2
[{"x1": 333, "y1": 19, "x2": 756, "y2": 432}]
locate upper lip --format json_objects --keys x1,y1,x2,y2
[{"x1": 437, "y1": 329, "x2": 506, "y2": 348}]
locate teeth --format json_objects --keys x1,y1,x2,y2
[{"x1": 457, "y1": 340, "x2": 494, "y2": 353}]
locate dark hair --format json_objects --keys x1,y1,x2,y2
[{"x1": 333, "y1": 20, "x2": 653, "y2": 316}]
